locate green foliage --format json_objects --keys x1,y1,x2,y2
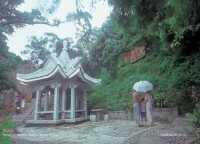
[
  {"x1": 0, "y1": 0, "x2": 60, "y2": 34},
  {"x1": 0, "y1": 0, "x2": 61, "y2": 91},
  {"x1": 2, "y1": 0, "x2": 198, "y2": 115},
  {"x1": 88, "y1": 79, "x2": 132, "y2": 111},
  {"x1": 21, "y1": 33, "x2": 76, "y2": 67},
  {"x1": 88, "y1": 0, "x2": 200, "y2": 111},
  {"x1": 87, "y1": 0, "x2": 200, "y2": 113},
  {"x1": 89, "y1": 20, "x2": 132, "y2": 69},
  {"x1": 22, "y1": 35, "x2": 49, "y2": 67},
  {"x1": 0, "y1": 117, "x2": 17, "y2": 144},
  {"x1": 154, "y1": 92, "x2": 167, "y2": 108},
  {"x1": 89, "y1": 43, "x2": 200, "y2": 112},
  {"x1": 100, "y1": 68, "x2": 112, "y2": 84},
  {"x1": 186, "y1": 103, "x2": 200, "y2": 128},
  {"x1": 0, "y1": 30, "x2": 21, "y2": 91},
  {"x1": 0, "y1": 51, "x2": 21, "y2": 91},
  {"x1": 108, "y1": 0, "x2": 200, "y2": 53},
  {"x1": 66, "y1": 10, "x2": 92, "y2": 41}
]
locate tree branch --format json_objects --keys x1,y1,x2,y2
[{"x1": 0, "y1": 18, "x2": 68, "y2": 27}]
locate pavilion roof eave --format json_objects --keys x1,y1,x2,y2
[
  {"x1": 68, "y1": 66, "x2": 101, "y2": 86},
  {"x1": 16, "y1": 65, "x2": 66, "y2": 83},
  {"x1": 83, "y1": 72, "x2": 101, "y2": 86}
]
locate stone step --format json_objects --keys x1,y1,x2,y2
[{"x1": 11, "y1": 98, "x2": 36, "y2": 124}]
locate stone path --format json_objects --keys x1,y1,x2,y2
[
  {"x1": 11, "y1": 120, "x2": 155, "y2": 144},
  {"x1": 10, "y1": 117, "x2": 199, "y2": 144},
  {"x1": 123, "y1": 117, "x2": 198, "y2": 144}
]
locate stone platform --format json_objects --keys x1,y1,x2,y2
[{"x1": 25, "y1": 117, "x2": 89, "y2": 127}]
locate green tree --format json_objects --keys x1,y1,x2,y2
[
  {"x1": 88, "y1": 0, "x2": 200, "y2": 112},
  {"x1": 21, "y1": 33, "x2": 77, "y2": 67},
  {"x1": 88, "y1": 20, "x2": 134, "y2": 82},
  {"x1": 0, "y1": 0, "x2": 61, "y2": 91}
]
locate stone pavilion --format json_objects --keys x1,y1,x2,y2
[{"x1": 16, "y1": 41, "x2": 101, "y2": 125}]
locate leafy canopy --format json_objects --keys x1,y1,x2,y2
[{"x1": 0, "y1": 0, "x2": 61, "y2": 91}]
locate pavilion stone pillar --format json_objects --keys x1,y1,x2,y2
[
  {"x1": 70, "y1": 83, "x2": 77, "y2": 120},
  {"x1": 44, "y1": 92, "x2": 48, "y2": 111},
  {"x1": 75, "y1": 94, "x2": 79, "y2": 110},
  {"x1": 34, "y1": 86, "x2": 41, "y2": 120},
  {"x1": 83, "y1": 90, "x2": 87, "y2": 117},
  {"x1": 61, "y1": 87, "x2": 66, "y2": 119},
  {"x1": 51, "y1": 82, "x2": 61, "y2": 120}
]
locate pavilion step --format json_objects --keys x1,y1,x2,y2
[{"x1": 11, "y1": 98, "x2": 36, "y2": 124}]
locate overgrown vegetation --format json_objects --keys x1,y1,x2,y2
[
  {"x1": 0, "y1": 0, "x2": 62, "y2": 91},
  {"x1": 87, "y1": 0, "x2": 200, "y2": 116},
  {"x1": 17, "y1": 0, "x2": 200, "y2": 116},
  {"x1": 186, "y1": 103, "x2": 200, "y2": 128},
  {"x1": 88, "y1": 48, "x2": 200, "y2": 112},
  {"x1": 1, "y1": 0, "x2": 199, "y2": 126},
  {"x1": 0, "y1": 117, "x2": 17, "y2": 144}
]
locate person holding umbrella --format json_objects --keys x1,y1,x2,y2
[
  {"x1": 132, "y1": 90, "x2": 142, "y2": 127},
  {"x1": 145, "y1": 91, "x2": 155, "y2": 127},
  {"x1": 140, "y1": 96, "x2": 147, "y2": 126},
  {"x1": 133, "y1": 81, "x2": 154, "y2": 127}
]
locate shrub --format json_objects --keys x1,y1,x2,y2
[
  {"x1": 0, "y1": 116, "x2": 17, "y2": 144},
  {"x1": 186, "y1": 103, "x2": 200, "y2": 128},
  {"x1": 153, "y1": 92, "x2": 167, "y2": 108}
]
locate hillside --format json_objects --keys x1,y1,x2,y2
[
  {"x1": 88, "y1": 46, "x2": 200, "y2": 115},
  {"x1": 85, "y1": 0, "x2": 200, "y2": 117}
]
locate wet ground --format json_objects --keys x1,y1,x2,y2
[
  {"x1": 11, "y1": 120, "x2": 153, "y2": 144},
  {"x1": 11, "y1": 118, "x2": 195, "y2": 144}
]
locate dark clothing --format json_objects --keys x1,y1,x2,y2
[
  {"x1": 15, "y1": 101, "x2": 21, "y2": 114},
  {"x1": 141, "y1": 112, "x2": 146, "y2": 119}
]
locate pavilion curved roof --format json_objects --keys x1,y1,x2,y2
[{"x1": 16, "y1": 45, "x2": 101, "y2": 86}]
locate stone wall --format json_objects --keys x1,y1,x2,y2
[
  {"x1": 153, "y1": 107, "x2": 178, "y2": 122},
  {"x1": 108, "y1": 111, "x2": 133, "y2": 120},
  {"x1": 106, "y1": 108, "x2": 178, "y2": 122},
  {"x1": 0, "y1": 110, "x2": 13, "y2": 117}
]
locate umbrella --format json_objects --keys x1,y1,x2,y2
[{"x1": 133, "y1": 81, "x2": 153, "y2": 93}]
